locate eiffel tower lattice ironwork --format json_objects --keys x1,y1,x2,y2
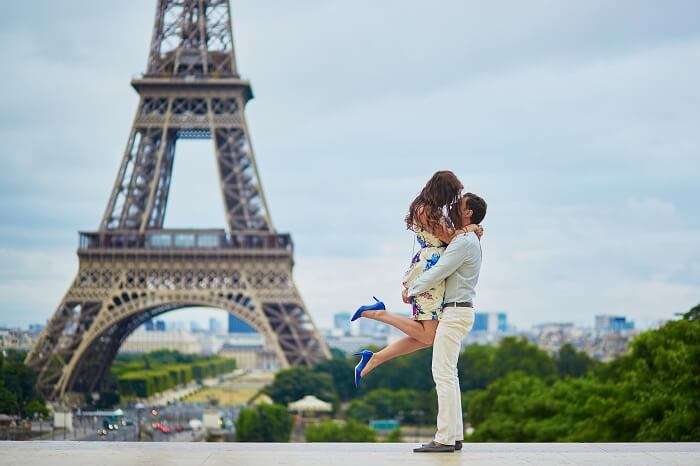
[{"x1": 26, "y1": 0, "x2": 330, "y2": 401}]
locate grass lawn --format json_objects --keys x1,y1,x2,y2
[{"x1": 182, "y1": 386, "x2": 259, "y2": 406}]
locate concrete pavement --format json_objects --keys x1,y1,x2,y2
[{"x1": 0, "y1": 442, "x2": 699, "y2": 466}]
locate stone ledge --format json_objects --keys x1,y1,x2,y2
[{"x1": 0, "y1": 441, "x2": 698, "y2": 466}]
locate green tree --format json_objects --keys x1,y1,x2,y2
[
  {"x1": 24, "y1": 399, "x2": 49, "y2": 419},
  {"x1": 265, "y1": 367, "x2": 338, "y2": 406},
  {"x1": 0, "y1": 350, "x2": 49, "y2": 418},
  {"x1": 305, "y1": 419, "x2": 376, "y2": 442},
  {"x1": 683, "y1": 303, "x2": 700, "y2": 321},
  {"x1": 492, "y1": 337, "x2": 557, "y2": 380},
  {"x1": 360, "y1": 346, "x2": 434, "y2": 392},
  {"x1": 347, "y1": 388, "x2": 436, "y2": 424},
  {"x1": 385, "y1": 428, "x2": 403, "y2": 442},
  {"x1": 467, "y1": 372, "x2": 626, "y2": 442},
  {"x1": 457, "y1": 344, "x2": 496, "y2": 390},
  {"x1": 467, "y1": 310, "x2": 700, "y2": 442},
  {"x1": 0, "y1": 387, "x2": 19, "y2": 415},
  {"x1": 313, "y1": 356, "x2": 356, "y2": 401},
  {"x1": 329, "y1": 347, "x2": 347, "y2": 359},
  {"x1": 457, "y1": 338, "x2": 557, "y2": 394},
  {"x1": 235, "y1": 403, "x2": 293, "y2": 442},
  {"x1": 555, "y1": 343, "x2": 596, "y2": 378},
  {"x1": 613, "y1": 316, "x2": 700, "y2": 441}
]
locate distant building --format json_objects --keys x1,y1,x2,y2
[
  {"x1": 209, "y1": 317, "x2": 224, "y2": 335},
  {"x1": 218, "y1": 343, "x2": 278, "y2": 371},
  {"x1": 119, "y1": 329, "x2": 203, "y2": 354},
  {"x1": 189, "y1": 321, "x2": 202, "y2": 333},
  {"x1": 228, "y1": 314, "x2": 256, "y2": 334},
  {"x1": 595, "y1": 315, "x2": 635, "y2": 334},
  {"x1": 0, "y1": 328, "x2": 36, "y2": 351},
  {"x1": 333, "y1": 312, "x2": 351, "y2": 336},
  {"x1": 359, "y1": 318, "x2": 388, "y2": 337},
  {"x1": 325, "y1": 334, "x2": 388, "y2": 355},
  {"x1": 168, "y1": 321, "x2": 187, "y2": 331},
  {"x1": 472, "y1": 311, "x2": 508, "y2": 333},
  {"x1": 525, "y1": 317, "x2": 640, "y2": 361},
  {"x1": 28, "y1": 324, "x2": 44, "y2": 335},
  {"x1": 473, "y1": 314, "x2": 488, "y2": 332},
  {"x1": 531, "y1": 322, "x2": 589, "y2": 354},
  {"x1": 587, "y1": 333, "x2": 635, "y2": 362},
  {"x1": 144, "y1": 320, "x2": 155, "y2": 331}
]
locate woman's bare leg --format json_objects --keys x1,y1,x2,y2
[
  {"x1": 361, "y1": 336, "x2": 431, "y2": 377},
  {"x1": 363, "y1": 309, "x2": 437, "y2": 344}
]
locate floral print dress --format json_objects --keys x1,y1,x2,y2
[{"x1": 402, "y1": 229, "x2": 446, "y2": 320}]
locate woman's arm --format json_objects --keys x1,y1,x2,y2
[
  {"x1": 415, "y1": 206, "x2": 483, "y2": 242},
  {"x1": 430, "y1": 217, "x2": 484, "y2": 243},
  {"x1": 406, "y1": 234, "x2": 479, "y2": 297}
]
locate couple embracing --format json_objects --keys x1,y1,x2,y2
[{"x1": 350, "y1": 170, "x2": 487, "y2": 453}]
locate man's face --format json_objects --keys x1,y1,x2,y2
[{"x1": 459, "y1": 197, "x2": 473, "y2": 226}]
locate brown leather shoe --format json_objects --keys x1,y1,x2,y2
[
  {"x1": 420, "y1": 440, "x2": 462, "y2": 450},
  {"x1": 413, "y1": 441, "x2": 455, "y2": 453}
]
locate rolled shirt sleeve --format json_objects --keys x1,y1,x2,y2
[{"x1": 407, "y1": 233, "x2": 477, "y2": 297}]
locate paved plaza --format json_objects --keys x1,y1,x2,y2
[{"x1": 0, "y1": 442, "x2": 698, "y2": 466}]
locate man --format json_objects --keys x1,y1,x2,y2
[{"x1": 404, "y1": 192, "x2": 487, "y2": 453}]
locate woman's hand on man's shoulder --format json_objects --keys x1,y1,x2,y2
[{"x1": 455, "y1": 225, "x2": 484, "y2": 239}]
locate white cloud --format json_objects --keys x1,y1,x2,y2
[{"x1": 0, "y1": 1, "x2": 698, "y2": 331}]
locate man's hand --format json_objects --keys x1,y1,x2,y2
[{"x1": 402, "y1": 287, "x2": 411, "y2": 304}]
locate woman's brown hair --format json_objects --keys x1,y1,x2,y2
[{"x1": 405, "y1": 170, "x2": 463, "y2": 231}]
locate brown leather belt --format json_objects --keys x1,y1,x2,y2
[{"x1": 443, "y1": 301, "x2": 473, "y2": 308}]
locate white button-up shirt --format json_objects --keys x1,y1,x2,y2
[{"x1": 407, "y1": 231, "x2": 482, "y2": 305}]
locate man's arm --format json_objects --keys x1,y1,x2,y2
[{"x1": 407, "y1": 233, "x2": 478, "y2": 297}]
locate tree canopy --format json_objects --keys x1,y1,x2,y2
[
  {"x1": 0, "y1": 350, "x2": 49, "y2": 418},
  {"x1": 467, "y1": 311, "x2": 700, "y2": 442},
  {"x1": 235, "y1": 403, "x2": 292, "y2": 442}
]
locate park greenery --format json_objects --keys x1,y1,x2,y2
[
  {"x1": 112, "y1": 350, "x2": 236, "y2": 398},
  {"x1": 235, "y1": 403, "x2": 292, "y2": 442},
  {"x1": 467, "y1": 306, "x2": 699, "y2": 441},
  {"x1": 264, "y1": 304, "x2": 699, "y2": 442},
  {"x1": 305, "y1": 419, "x2": 377, "y2": 442},
  {"x1": 0, "y1": 350, "x2": 49, "y2": 418}
]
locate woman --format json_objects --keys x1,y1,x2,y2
[{"x1": 350, "y1": 171, "x2": 482, "y2": 386}]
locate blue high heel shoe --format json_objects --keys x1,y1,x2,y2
[
  {"x1": 353, "y1": 349, "x2": 374, "y2": 388},
  {"x1": 350, "y1": 296, "x2": 386, "y2": 322}
]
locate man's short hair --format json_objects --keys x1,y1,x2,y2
[{"x1": 465, "y1": 193, "x2": 487, "y2": 225}]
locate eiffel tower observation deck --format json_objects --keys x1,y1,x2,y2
[{"x1": 26, "y1": 0, "x2": 330, "y2": 402}]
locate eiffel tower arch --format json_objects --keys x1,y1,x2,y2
[{"x1": 26, "y1": 0, "x2": 330, "y2": 401}]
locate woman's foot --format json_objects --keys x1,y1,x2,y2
[
  {"x1": 350, "y1": 296, "x2": 386, "y2": 321},
  {"x1": 360, "y1": 353, "x2": 381, "y2": 378},
  {"x1": 361, "y1": 309, "x2": 387, "y2": 320},
  {"x1": 353, "y1": 349, "x2": 374, "y2": 387}
]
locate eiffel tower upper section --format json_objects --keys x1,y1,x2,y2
[{"x1": 98, "y1": 0, "x2": 273, "y2": 243}]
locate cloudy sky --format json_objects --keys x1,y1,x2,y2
[{"x1": 1, "y1": 1, "x2": 698, "y2": 332}]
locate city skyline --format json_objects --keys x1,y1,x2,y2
[
  {"x1": 1, "y1": 1, "x2": 699, "y2": 332},
  {"x1": 5, "y1": 307, "x2": 650, "y2": 336}
]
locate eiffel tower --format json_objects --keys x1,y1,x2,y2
[{"x1": 26, "y1": 0, "x2": 330, "y2": 401}]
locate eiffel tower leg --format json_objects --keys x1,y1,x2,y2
[{"x1": 25, "y1": 282, "x2": 104, "y2": 400}]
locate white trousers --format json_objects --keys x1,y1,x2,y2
[{"x1": 432, "y1": 306, "x2": 475, "y2": 445}]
